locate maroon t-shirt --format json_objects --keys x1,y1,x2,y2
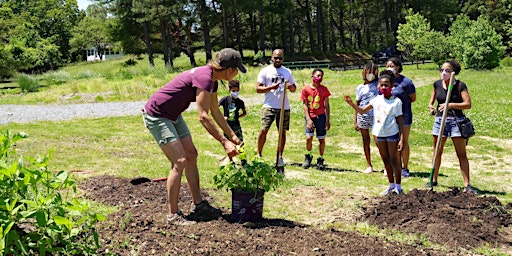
[{"x1": 144, "y1": 65, "x2": 218, "y2": 121}]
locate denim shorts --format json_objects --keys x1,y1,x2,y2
[
  {"x1": 305, "y1": 114, "x2": 327, "y2": 139},
  {"x1": 375, "y1": 133, "x2": 400, "y2": 142},
  {"x1": 260, "y1": 108, "x2": 290, "y2": 131},
  {"x1": 431, "y1": 116, "x2": 462, "y2": 138},
  {"x1": 142, "y1": 113, "x2": 190, "y2": 145}
]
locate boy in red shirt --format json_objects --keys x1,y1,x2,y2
[{"x1": 301, "y1": 68, "x2": 331, "y2": 170}]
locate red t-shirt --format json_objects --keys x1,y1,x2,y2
[
  {"x1": 144, "y1": 65, "x2": 218, "y2": 121},
  {"x1": 300, "y1": 84, "x2": 331, "y2": 118}
]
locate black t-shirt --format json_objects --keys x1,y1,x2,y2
[
  {"x1": 219, "y1": 96, "x2": 245, "y2": 126},
  {"x1": 433, "y1": 79, "x2": 468, "y2": 117}
]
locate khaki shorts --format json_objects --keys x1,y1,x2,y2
[
  {"x1": 260, "y1": 108, "x2": 290, "y2": 131},
  {"x1": 142, "y1": 113, "x2": 190, "y2": 146}
]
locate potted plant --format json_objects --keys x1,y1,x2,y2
[{"x1": 213, "y1": 147, "x2": 284, "y2": 222}]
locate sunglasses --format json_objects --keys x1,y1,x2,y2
[
  {"x1": 273, "y1": 57, "x2": 283, "y2": 60},
  {"x1": 439, "y1": 68, "x2": 452, "y2": 73}
]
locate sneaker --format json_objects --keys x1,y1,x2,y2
[
  {"x1": 381, "y1": 187, "x2": 394, "y2": 196},
  {"x1": 363, "y1": 166, "x2": 373, "y2": 174},
  {"x1": 277, "y1": 157, "x2": 285, "y2": 167},
  {"x1": 463, "y1": 185, "x2": 478, "y2": 195},
  {"x1": 316, "y1": 157, "x2": 325, "y2": 170},
  {"x1": 393, "y1": 187, "x2": 404, "y2": 194},
  {"x1": 424, "y1": 181, "x2": 438, "y2": 188},
  {"x1": 189, "y1": 200, "x2": 222, "y2": 220},
  {"x1": 167, "y1": 211, "x2": 195, "y2": 226},
  {"x1": 401, "y1": 168, "x2": 410, "y2": 177},
  {"x1": 303, "y1": 154, "x2": 313, "y2": 169}
]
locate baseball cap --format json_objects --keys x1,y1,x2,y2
[{"x1": 216, "y1": 48, "x2": 247, "y2": 73}]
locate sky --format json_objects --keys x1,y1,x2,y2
[{"x1": 77, "y1": 0, "x2": 92, "y2": 10}]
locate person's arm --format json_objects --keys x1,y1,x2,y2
[
  {"x1": 344, "y1": 95, "x2": 372, "y2": 114},
  {"x1": 428, "y1": 89, "x2": 437, "y2": 115},
  {"x1": 302, "y1": 100, "x2": 314, "y2": 131},
  {"x1": 195, "y1": 88, "x2": 238, "y2": 158},
  {"x1": 408, "y1": 92, "x2": 417, "y2": 103},
  {"x1": 353, "y1": 100, "x2": 361, "y2": 131},
  {"x1": 324, "y1": 97, "x2": 330, "y2": 131},
  {"x1": 448, "y1": 89, "x2": 472, "y2": 111},
  {"x1": 239, "y1": 107, "x2": 247, "y2": 118},
  {"x1": 209, "y1": 91, "x2": 242, "y2": 145},
  {"x1": 256, "y1": 82, "x2": 279, "y2": 93},
  {"x1": 396, "y1": 115, "x2": 404, "y2": 151},
  {"x1": 287, "y1": 82, "x2": 297, "y2": 93}
]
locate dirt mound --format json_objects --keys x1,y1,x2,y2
[{"x1": 79, "y1": 175, "x2": 511, "y2": 255}]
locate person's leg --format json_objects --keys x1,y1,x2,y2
[
  {"x1": 160, "y1": 140, "x2": 188, "y2": 216},
  {"x1": 306, "y1": 136, "x2": 313, "y2": 151},
  {"x1": 376, "y1": 140, "x2": 393, "y2": 183},
  {"x1": 277, "y1": 110, "x2": 291, "y2": 158},
  {"x1": 361, "y1": 128, "x2": 373, "y2": 169},
  {"x1": 401, "y1": 125, "x2": 411, "y2": 170},
  {"x1": 179, "y1": 135, "x2": 202, "y2": 205},
  {"x1": 257, "y1": 129, "x2": 268, "y2": 157},
  {"x1": 452, "y1": 137, "x2": 470, "y2": 186},
  {"x1": 386, "y1": 141, "x2": 401, "y2": 185},
  {"x1": 432, "y1": 135, "x2": 448, "y2": 183},
  {"x1": 258, "y1": 108, "x2": 275, "y2": 157},
  {"x1": 319, "y1": 138, "x2": 325, "y2": 156}
]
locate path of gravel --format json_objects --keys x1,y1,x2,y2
[{"x1": 0, "y1": 97, "x2": 263, "y2": 125}]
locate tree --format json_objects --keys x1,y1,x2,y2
[
  {"x1": 396, "y1": 10, "x2": 430, "y2": 61},
  {"x1": 449, "y1": 15, "x2": 505, "y2": 69},
  {"x1": 70, "y1": 16, "x2": 113, "y2": 61}
]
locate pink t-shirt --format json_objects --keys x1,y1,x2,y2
[
  {"x1": 300, "y1": 84, "x2": 331, "y2": 118},
  {"x1": 144, "y1": 65, "x2": 218, "y2": 121}
]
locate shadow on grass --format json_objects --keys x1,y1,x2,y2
[{"x1": 287, "y1": 162, "x2": 359, "y2": 173}]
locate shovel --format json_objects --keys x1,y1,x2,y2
[
  {"x1": 275, "y1": 80, "x2": 288, "y2": 174},
  {"x1": 429, "y1": 72, "x2": 455, "y2": 190}
]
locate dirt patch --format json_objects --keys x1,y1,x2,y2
[{"x1": 79, "y1": 175, "x2": 512, "y2": 255}]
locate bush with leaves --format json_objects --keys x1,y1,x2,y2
[
  {"x1": 449, "y1": 15, "x2": 505, "y2": 69},
  {"x1": 213, "y1": 147, "x2": 284, "y2": 193},
  {"x1": 0, "y1": 130, "x2": 105, "y2": 255}
]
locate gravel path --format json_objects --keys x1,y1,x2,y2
[
  {"x1": 0, "y1": 101, "x2": 147, "y2": 125},
  {"x1": 0, "y1": 97, "x2": 263, "y2": 125}
]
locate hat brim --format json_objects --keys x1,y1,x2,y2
[{"x1": 237, "y1": 63, "x2": 247, "y2": 73}]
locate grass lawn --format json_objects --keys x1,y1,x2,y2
[{"x1": 1, "y1": 54, "x2": 512, "y2": 254}]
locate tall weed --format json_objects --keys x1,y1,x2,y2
[{"x1": 16, "y1": 73, "x2": 39, "y2": 93}]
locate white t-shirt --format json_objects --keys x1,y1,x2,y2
[
  {"x1": 257, "y1": 65, "x2": 295, "y2": 109},
  {"x1": 369, "y1": 95, "x2": 403, "y2": 137}
]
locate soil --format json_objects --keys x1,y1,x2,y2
[{"x1": 79, "y1": 175, "x2": 512, "y2": 255}]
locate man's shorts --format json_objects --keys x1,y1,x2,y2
[
  {"x1": 431, "y1": 116, "x2": 462, "y2": 138},
  {"x1": 142, "y1": 112, "x2": 190, "y2": 146},
  {"x1": 260, "y1": 108, "x2": 290, "y2": 131},
  {"x1": 305, "y1": 114, "x2": 327, "y2": 139}
]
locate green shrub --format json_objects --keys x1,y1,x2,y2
[
  {"x1": 16, "y1": 73, "x2": 39, "y2": 93},
  {"x1": 500, "y1": 56, "x2": 512, "y2": 67},
  {"x1": 44, "y1": 70, "x2": 71, "y2": 85},
  {"x1": 0, "y1": 130, "x2": 105, "y2": 255}
]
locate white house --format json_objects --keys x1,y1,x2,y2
[{"x1": 86, "y1": 47, "x2": 124, "y2": 61}]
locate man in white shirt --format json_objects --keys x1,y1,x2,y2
[{"x1": 255, "y1": 49, "x2": 297, "y2": 165}]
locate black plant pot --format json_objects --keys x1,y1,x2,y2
[{"x1": 231, "y1": 190, "x2": 265, "y2": 222}]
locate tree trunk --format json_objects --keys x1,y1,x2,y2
[
  {"x1": 200, "y1": 0, "x2": 212, "y2": 61},
  {"x1": 249, "y1": 12, "x2": 258, "y2": 54},
  {"x1": 235, "y1": 13, "x2": 243, "y2": 58},
  {"x1": 288, "y1": 9, "x2": 294, "y2": 57},
  {"x1": 223, "y1": 6, "x2": 228, "y2": 48},
  {"x1": 305, "y1": 0, "x2": 314, "y2": 52},
  {"x1": 258, "y1": 7, "x2": 265, "y2": 53},
  {"x1": 143, "y1": 21, "x2": 154, "y2": 67}
]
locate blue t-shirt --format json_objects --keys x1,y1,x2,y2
[
  {"x1": 356, "y1": 81, "x2": 379, "y2": 117},
  {"x1": 391, "y1": 75, "x2": 415, "y2": 125}
]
